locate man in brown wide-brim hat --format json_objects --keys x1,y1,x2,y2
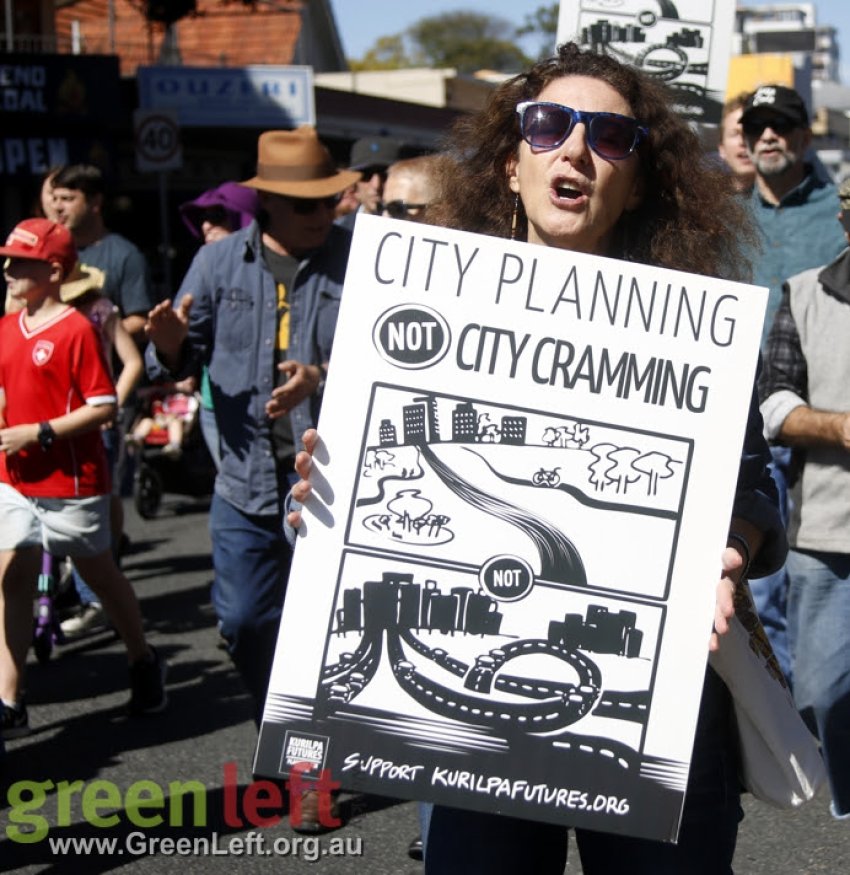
[{"x1": 144, "y1": 127, "x2": 358, "y2": 830}]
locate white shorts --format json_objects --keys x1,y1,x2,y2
[{"x1": 0, "y1": 482, "x2": 110, "y2": 557}]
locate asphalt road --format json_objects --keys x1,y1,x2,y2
[{"x1": 1, "y1": 494, "x2": 847, "y2": 873}]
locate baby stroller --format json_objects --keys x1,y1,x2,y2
[{"x1": 129, "y1": 382, "x2": 216, "y2": 518}]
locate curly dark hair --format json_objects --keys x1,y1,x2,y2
[{"x1": 428, "y1": 43, "x2": 756, "y2": 280}]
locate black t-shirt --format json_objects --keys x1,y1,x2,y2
[{"x1": 262, "y1": 244, "x2": 298, "y2": 467}]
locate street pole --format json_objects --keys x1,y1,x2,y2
[
  {"x1": 158, "y1": 171, "x2": 172, "y2": 296},
  {"x1": 4, "y1": 0, "x2": 13, "y2": 52}
]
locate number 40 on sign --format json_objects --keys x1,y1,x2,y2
[{"x1": 134, "y1": 109, "x2": 183, "y2": 173}]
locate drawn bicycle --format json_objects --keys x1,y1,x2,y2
[{"x1": 532, "y1": 467, "x2": 561, "y2": 488}]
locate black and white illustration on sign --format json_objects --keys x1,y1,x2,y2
[
  {"x1": 557, "y1": 0, "x2": 736, "y2": 123},
  {"x1": 323, "y1": 385, "x2": 686, "y2": 744},
  {"x1": 255, "y1": 215, "x2": 768, "y2": 843}
]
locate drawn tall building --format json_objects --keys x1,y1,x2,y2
[
  {"x1": 413, "y1": 394, "x2": 441, "y2": 443},
  {"x1": 582, "y1": 20, "x2": 647, "y2": 48},
  {"x1": 500, "y1": 415, "x2": 527, "y2": 445},
  {"x1": 340, "y1": 588, "x2": 363, "y2": 633},
  {"x1": 548, "y1": 604, "x2": 643, "y2": 658},
  {"x1": 452, "y1": 402, "x2": 478, "y2": 443},
  {"x1": 403, "y1": 404, "x2": 428, "y2": 445},
  {"x1": 398, "y1": 580, "x2": 422, "y2": 630},
  {"x1": 378, "y1": 418, "x2": 398, "y2": 447}
]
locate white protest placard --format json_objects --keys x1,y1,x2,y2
[
  {"x1": 255, "y1": 214, "x2": 767, "y2": 842},
  {"x1": 556, "y1": 0, "x2": 736, "y2": 124}
]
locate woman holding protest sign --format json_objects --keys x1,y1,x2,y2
[{"x1": 287, "y1": 42, "x2": 787, "y2": 874}]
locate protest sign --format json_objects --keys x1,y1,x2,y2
[
  {"x1": 556, "y1": 0, "x2": 736, "y2": 124},
  {"x1": 254, "y1": 214, "x2": 767, "y2": 842}
]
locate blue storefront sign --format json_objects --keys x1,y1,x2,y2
[{"x1": 137, "y1": 65, "x2": 315, "y2": 128}]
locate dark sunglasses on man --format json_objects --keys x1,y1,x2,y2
[
  {"x1": 357, "y1": 165, "x2": 389, "y2": 181},
  {"x1": 382, "y1": 201, "x2": 429, "y2": 220},
  {"x1": 741, "y1": 115, "x2": 798, "y2": 138},
  {"x1": 274, "y1": 195, "x2": 340, "y2": 215}
]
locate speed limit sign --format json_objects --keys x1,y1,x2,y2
[{"x1": 134, "y1": 109, "x2": 183, "y2": 172}]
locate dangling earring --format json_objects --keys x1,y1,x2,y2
[{"x1": 510, "y1": 194, "x2": 520, "y2": 240}]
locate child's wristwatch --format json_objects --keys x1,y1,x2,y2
[{"x1": 38, "y1": 421, "x2": 56, "y2": 451}]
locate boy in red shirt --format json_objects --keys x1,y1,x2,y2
[{"x1": 0, "y1": 219, "x2": 166, "y2": 737}]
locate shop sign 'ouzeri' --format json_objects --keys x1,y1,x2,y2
[{"x1": 254, "y1": 214, "x2": 767, "y2": 843}]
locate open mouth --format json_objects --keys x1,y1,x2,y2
[{"x1": 554, "y1": 184, "x2": 583, "y2": 200}]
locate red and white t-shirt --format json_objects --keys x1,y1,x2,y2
[{"x1": 0, "y1": 307, "x2": 116, "y2": 497}]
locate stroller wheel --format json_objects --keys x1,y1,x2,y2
[{"x1": 135, "y1": 466, "x2": 163, "y2": 519}]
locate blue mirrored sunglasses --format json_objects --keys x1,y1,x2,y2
[{"x1": 516, "y1": 101, "x2": 648, "y2": 160}]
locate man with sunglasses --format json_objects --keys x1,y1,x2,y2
[
  {"x1": 741, "y1": 84, "x2": 847, "y2": 688},
  {"x1": 758, "y1": 178, "x2": 850, "y2": 822},
  {"x1": 382, "y1": 155, "x2": 443, "y2": 224},
  {"x1": 742, "y1": 85, "x2": 846, "y2": 342},
  {"x1": 145, "y1": 129, "x2": 359, "y2": 780},
  {"x1": 337, "y1": 135, "x2": 402, "y2": 230}
]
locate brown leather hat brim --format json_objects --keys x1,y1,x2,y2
[{"x1": 241, "y1": 169, "x2": 361, "y2": 198}]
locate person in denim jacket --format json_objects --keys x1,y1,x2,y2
[{"x1": 145, "y1": 127, "x2": 359, "y2": 724}]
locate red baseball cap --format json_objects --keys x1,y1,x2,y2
[{"x1": 0, "y1": 218, "x2": 77, "y2": 279}]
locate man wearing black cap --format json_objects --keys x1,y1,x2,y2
[
  {"x1": 741, "y1": 84, "x2": 847, "y2": 687},
  {"x1": 742, "y1": 85, "x2": 846, "y2": 340},
  {"x1": 337, "y1": 136, "x2": 402, "y2": 230},
  {"x1": 758, "y1": 179, "x2": 850, "y2": 821}
]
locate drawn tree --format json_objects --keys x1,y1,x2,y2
[
  {"x1": 427, "y1": 513, "x2": 451, "y2": 537},
  {"x1": 542, "y1": 424, "x2": 575, "y2": 447},
  {"x1": 608, "y1": 447, "x2": 641, "y2": 494},
  {"x1": 374, "y1": 449, "x2": 395, "y2": 470},
  {"x1": 542, "y1": 426, "x2": 560, "y2": 447},
  {"x1": 633, "y1": 451, "x2": 677, "y2": 496},
  {"x1": 588, "y1": 443, "x2": 618, "y2": 492},
  {"x1": 557, "y1": 425, "x2": 574, "y2": 446},
  {"x1": 480, "y1": 423, "x2": 501, "y2": 443},
  {"x1": 476, "y1": 412, "x2": 501, "y2": 442},
  {"x1": 571, "y1": 423, "x2": 590, "y2": 447}
]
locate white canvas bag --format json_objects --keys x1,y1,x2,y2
[{"x1": 709, "y1": 581, "x2": 826, "y2": 808}]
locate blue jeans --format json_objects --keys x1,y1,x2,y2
[
  {"x1": 787, "y1": 548, "x2": 850, "y2": 816},
  {"x1": 748, "y1": 444, "x2": 792, "y2": 685},
  {"x1": 209, "y1": 492, "x2": 292, "y2": 725},
  {"x1": 424, "y1": 668, "x2": 741, "y2": 874}
]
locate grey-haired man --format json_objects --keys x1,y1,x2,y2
[
  {"x1": 759, "y1": 178, "x2": 850, "y2": 820},
  {"x1": 742, "y1": 85, "x2": 847, "y2": 685}
]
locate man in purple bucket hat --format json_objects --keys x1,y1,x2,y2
[{"x1": 179, "y1": 181, "x2": 259, "y2": 245}]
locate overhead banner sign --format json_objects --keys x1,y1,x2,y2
[
  {"x1": 255, "y1": 215, "x2": 767, "y2": 842},
  {"x1": 0, "y1": 53, "x2": 120, "y2": 122},
  {"x1": 0, "y1": 53, "x2": 120, "y2": 178},
  {"x1": 557, "y1": 0, "x2": 736, "y2": 124},
  {"x1": 137, "y1": 65, "x2": 315, "y2": 128}
]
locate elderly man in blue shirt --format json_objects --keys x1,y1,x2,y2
[{"x1": 742, "y1": 85, "x2": 847, "y2": 684}]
